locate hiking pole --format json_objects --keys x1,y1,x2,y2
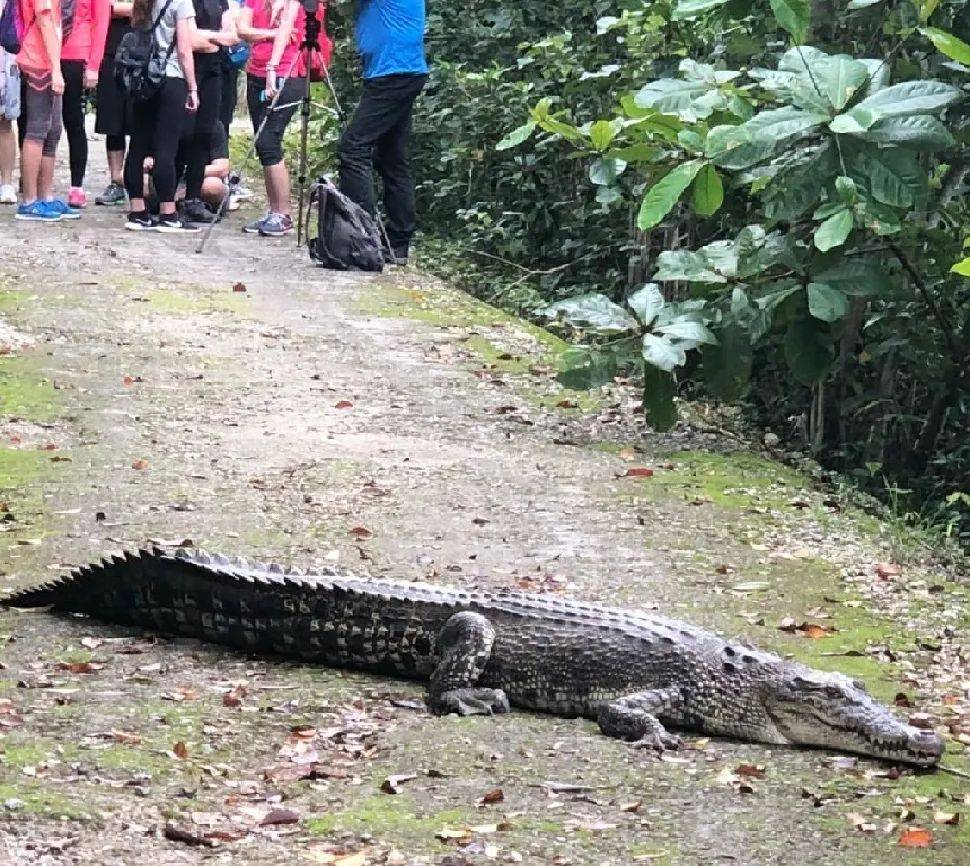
[{"x1": 195, "y1": 48, "x2": 303, "y2": 255}]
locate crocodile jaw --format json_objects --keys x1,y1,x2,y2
[{"x1": 762, "y1": 667, "x2": 944, "y2": 766}]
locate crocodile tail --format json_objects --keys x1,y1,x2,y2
[{"x1": 1, "y1": 548, "x2": 169, "y2": 621}]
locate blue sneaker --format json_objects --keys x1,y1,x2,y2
[
  {"x1": 15, "y1": 200, "x2": 61, "y2": 222},
  {"x1": 44, "y1": 199, "x2": 81, "y2": 220}
]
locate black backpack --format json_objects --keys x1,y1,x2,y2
[
  {"x1": 307, "y1": 178, "x2": 384, "y2": 272},
  {"x1": 114, "y1": 0, "x2": 177, "y2": 102}
]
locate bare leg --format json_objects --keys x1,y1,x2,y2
[
  {"x1": 598, "y1": 688, "x2": 684, "y2": 751},
  {"x1": 20, "y1": 139, "x2": 43, "y2": 201},
  {"x1": 0, "y1": 119, "x2": 15, "y2": 186},
  {"x1": 38, "y1": 155, "x2": 55, "y2": 201},
  {"x1": 263, "y1": 160, "x2": 290, "y2": 215},
  {"x1": 107, "y1": 148, "x2": 125, "y2": 185},
  {"x1": 428, "y1": 611, "x2": 510, "y2": 716}
]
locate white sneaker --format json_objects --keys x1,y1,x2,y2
[{"x1": 0, "y1": 184, "x2": 17, "y2": 205}]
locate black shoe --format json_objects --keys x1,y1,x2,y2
[
  {"x1": 182, "y1": 198, "x2": 217, "y2": 225},
  {"x1": 125, "y1": 210, "x2": 157, "y2": 231},
  {"x1": 155, "y1": 214, "x2": 201, "y2": 234}
]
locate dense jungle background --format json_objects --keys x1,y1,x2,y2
[{"x1": 317, "y1": 0, "x2": 969, "y2": 546}]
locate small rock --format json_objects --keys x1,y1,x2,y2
[{"x1": 763, "y1": 432, "x2": 779, "y2": 447}]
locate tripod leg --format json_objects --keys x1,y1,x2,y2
[{"x1": 296, "y1": 60, "x2": 312, "y2": 246}]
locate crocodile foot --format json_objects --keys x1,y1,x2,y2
[
  {"x1": 429, "y1": 687, "x2": 511, "y2": 717},
  {"x1": 632, "y1": 730, "x2": 682, "y2": 753}
]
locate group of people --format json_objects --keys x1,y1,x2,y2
[{"x1": 0, "y1": 0, "x2": 427, "y2": 261}]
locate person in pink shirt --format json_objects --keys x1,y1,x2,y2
[{"x1": 61, "y1": 0, "x2": 111, "y2": 207}]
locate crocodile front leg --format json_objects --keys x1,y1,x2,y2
[
  {"x1": 598, "y1": 688, "x2": 684, "y2": 752},
  {"x1": 427, "y1": 611, "x2": 510, "y2": 717}
]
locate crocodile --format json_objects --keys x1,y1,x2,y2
[{"x1": 1, "y1": 547, "x2": 944, "y2": 766}]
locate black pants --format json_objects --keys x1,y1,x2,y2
[
  {"x1": 124, "y1": 77, "x2": 188, "y2": 204},
  {"x1": 183, "y1": 64, "x2": 222, "y2": 200},
  {"x1": 338, "y1": 73, "x2": 427, "y2": 253},
  {"x1": 61, "y1": 59, "x2": 87, "y2": 186},
  {"x1": 246, "y1": 73, "x2": 303, "y2": 167},
  {"x1": 220, "y1": 66, "x2": 239, "y2": 139}
]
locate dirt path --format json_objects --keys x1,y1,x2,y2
[{"x1": 0, "y1": 142, "x2": 967, "y2": 865}]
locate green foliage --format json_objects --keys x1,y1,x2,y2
[{"x1": 317, "y1": 0, "x2": 969, "y2": 542}]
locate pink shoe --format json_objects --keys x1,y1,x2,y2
[{"x1": 68, "y1": 187, "x2": 87, "y2": 208}]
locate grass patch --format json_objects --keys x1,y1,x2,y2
[
  {"x1": 0, "y1": 356, "x2": 59, "y2": 422},
  {"x1": 0, "y1": 782, "x2": 91, "y2": 820}
]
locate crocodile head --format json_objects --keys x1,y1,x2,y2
[{"x1": 762, "y1": 667, "x2": 944, "y2": 766}]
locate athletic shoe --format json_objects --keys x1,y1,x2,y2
[
  {"x1": 68, "y1": 187, "x2": 87, "y2": 208},
  {"x1": 242, "y1": 214, "x2": 270, "y2": 234},
  {"x1": 95, "y1": 181, "x2": 126, "y2": 205},
  {"x1": 182, "y1": 198, "x2": 217, "y2": 225},
  {"x1": 45, "y1": 199, "x2": 82, "y2": 220},
  {"x1": 258, "y1": 212, "x2": 293, "y2": 237},
  {"x1": 125, "y1": 211, "x2": 157, "y2": 231},
  {"x1": 228, "y1": 175, "x2": 253, "y2": 201},
  {"x1": 0, "y1": 184, "x2": 16, "y2": 205},
  {"x1": 226, "y1": 191, "x2": 241, "y2": 212},
  {"x1": 155, "y1": 214, "x2": 201, "y2": 233},
  {"x1": 15, "y1": 200, "x2": 61, "y2": 222}
]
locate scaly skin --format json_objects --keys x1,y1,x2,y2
[{"x1": 1, "y1": 548, "x2": 944, "y2": 766}]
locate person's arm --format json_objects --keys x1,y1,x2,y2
[
  {"x1": 197, "y1": 9, "x2": 238, "y2": 47},
  {"x1": 175, "y1": 14, "x2": 199, "y2": 111},
  {"x1": 85, "y1": 0, "x2": 113, "y2": 87},
  {"x1": 35, "y1": 3, "x2": 63, "y2": 94},
  {"x1": 236, "y1": 7, "x2": 278, "y2": 43},
  {"x1": 263, "y1": 0, "x2": 299, "y2": 97},
  {"x1": 111, "y1": 1, "x2": 133, "y2": 19}
]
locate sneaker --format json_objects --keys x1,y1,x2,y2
[
  {"x1": 45, "y1": 199, "x2": 82, "y2": 220},
  {"x1": 258, "y1": 212, "x2": 293, "y2": 237},
  {"x1": 68, "y1": 187, "x2": 87, "y2": 208},
  {"x1": 0, "y1": 184, "x2": 16, "y2": 205},
  {"x1": 226, "y1": 191, "x2": 241, "y2": 212},
  {"x1": 155, "y1": 213, "x2": 201, "y2": 233},
  {"x1": 242, "y1": 214, "x2": 270, "y2": 234},
  {"x1": 182, "y1": 198, "x2": 217, "y2": 225},
  {"x1": 15, "y1": 200, "x2": 61, "y2": 221},
  {"x1": 228, "y1": 175, "x2": 253, "y2": 201},
  {"x1": 125, "y1": 210, "x2": 157, "y2": 231},
  {"x1": 95, "y1": 181, "x2": 126, "y2": 205}
]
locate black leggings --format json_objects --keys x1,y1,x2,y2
[
  {"x1": 61, "y1": 59, "x2": 87, "y2": 186},
  {"x1": 220, "y1": 66, "x2": 238, "y2": 138},
  {"x1": 124, "y1": 77, "x2": 187, "y2": 204},
  {"x1": 246, "y1": 73, "x2": 303, "y2": 166},
  {"x1": 183, "y1": 66, "x2": 222, "y2": 200}
]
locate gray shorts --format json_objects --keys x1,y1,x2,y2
[{"x1": 22, "y1": 74, "x2": 63, "y2": 156}]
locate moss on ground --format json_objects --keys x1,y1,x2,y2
[{"x1": 0, "y1": 356, "x2": 59, "y2": 423}]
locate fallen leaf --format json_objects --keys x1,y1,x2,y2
[
  {"x1": 875, "y1": 562, "x2": 902, "y2": 580},
  {"x1": 131, "y1": 459, "x2": 149, "y2": 470},
  {"x1": 232, "y1": 282, "x2": 247, "y2": 292},
  {"x1": 334, "y1": 400, "x2": 354, "y2": 409},
  {"x1": 933, "y1": 811, "x2": 959, "y2": 825},
  {"x1": 898, "y1": 827, "x2": 933, "y2": 848},
  {"x1": 163, "y1": 824, "x2": 218, "y2": 848},
  {"x1": 625, "y1": 467, "x2": 654, "y2": 478},
  {"x1": 381, "y1": 773, "x2": 418, "y2": 794},
  {"x1": 478, "y1": 787, "x2": 504, "y2": 805},
  {"x1": 57, "y1": 661, "x2": 103, "y2": 674},
  {"x1": 80, "y1": 637, "x2": 103, "y2": 650},
  {"x1": 260, "y1": 808, "x2": 300, "y2": 826},
  {"x1": 173, "y1": 741, "x2": 189, "y2": 759},
  {"x1": 222, "y1": 684, "x2": 248, "y2": 708},
  {"x1": 348, "y1": 526, "x2": 373, "y2": 540},
  {"x1": 735, "y1": 764, "x2": 766, "y2": 779},
  {"x1": 618, "y1": 446, "x2": 636, "y2": 461}
]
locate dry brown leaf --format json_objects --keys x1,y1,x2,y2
[
  {"x1": 348, "y1": 526, "x2": 373, "y2": 540},
  {"x1": 898, "y1": 827, "x2": 933, "y2": 848},
  {"x1": 334, "y1": 400, "x2": 354, "y2": 409},
  {"x1": 260, "y1": 808, "x2": 300, "y2": 826},
  {"x1": 478, "y1": 787, "x2": 504, "y2": 805},
  {"x1": 380, "y1": 773, "x2": 417, "y2": 794},
  {"x1": 625, "y1": 467, "x2": 654, "y2": 478},
  {"x1": 131, "y1": 459, "x2": 149, "y2": 470},
  {"x1": 173, "y1": 741, "x2": 189, "y2": 759}
]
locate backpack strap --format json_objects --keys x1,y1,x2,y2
[{"x1": 150, "y1": 0, "x2": 179, "y2": 71}]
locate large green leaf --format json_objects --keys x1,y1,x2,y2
[
  {"x1": 634, "y1": 79, "x2": 709, "y2": 118},
  {"x1": 627, "y1": 284, "x2": 665, "y2": 326},
  {"x1": 769, "y1": 0, "x2": 811, "y2": 43},
  {"x1": 589, "y1": 157, "x2": 627, "y2": 186},
  {"x1": 740, "y1": 106, "x2": 828, "y2": 144},
  {"x1": 495, "y1": 121, "x2": 536, "y2": 151},
  {"x1": 951, "y1": 258, "x2": 970, "y2": 277},
  {"x1": 702, "y1": 324, "x2": 752, "y2": 401},
  {"x1": 653, "y1": 249, "x2": 727, "y2": 283},
  {"x1": 543, "y1": 294, "x2": 639, "y2": 334},
  {"x1": 763, "y1": 146, "x2": 836, "y2": 221},
  {"x1": 672, "y1": 0, "x2": 731, "y2": 18},
  {"x1": 784, "y1": 317, "x2": 834, "y2": 384},
  {"x1": 807, "y1": 282, "x2": 850, "y2": 322},
  {"x1": 846, "y1": 144, "x2": 925, "y2": 209},
  {"x1": 642, "y1": 333, "x2": 686, "y2": 372},
  {"x1": 920, "y1": 27, "x2": 970, "y2": 65},
  {"x1": 859, "y1": 116, "x2": 955, "y2": 150},
  {"x1": 854, "y1": 80, "x2": 962, "y2": 119},
  {"x1": 819, "y1": 55, "x2": 869, "y2": 110},
  {"x1": 706, "y1": 126, "x2": 778, "y2": 170},
  {"x1": 692, "y1": 163, "x2": 724, "y2": 216},
  {"x1": 589, "y1": 120, "x2": 618, "y2": 152},
  {"x1": 814, "y1": 209, "x2": 854, "y2": 252},
  {"x1": 642, "y1": 366, "x2": 679, "y2": 431},
  {"x1": 813, "y1": 260, "x2": 887, "y2": 296},
  {"x1": 656, "y1": 319, "x2": 718, "y2": 349},
  {"x1": 637, "y1": 160, "x2": 705, "y2": 230}
]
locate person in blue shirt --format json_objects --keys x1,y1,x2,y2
[{"x1": 338, "y1": 0, "x2": 428, "y2": 264}]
